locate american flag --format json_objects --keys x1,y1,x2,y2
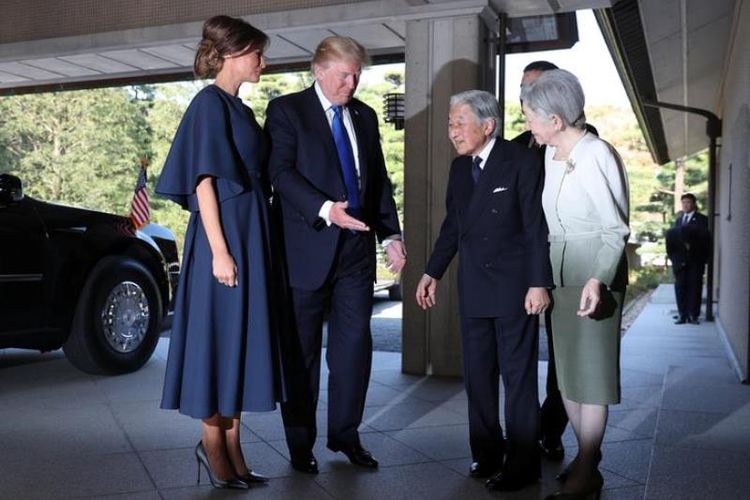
[{"x1": 129, "y1": 160, "x2": 150, "y2": 229}]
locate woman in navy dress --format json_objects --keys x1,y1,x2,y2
[{"x1": 156, "y1": 15, "x2": 282, "y2": 489}]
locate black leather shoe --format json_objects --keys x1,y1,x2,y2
[
  {"x1": 328, "y1": 443, "x2": 379, "y2": 468},
  {"x1": 674, "y1": 317, "x2": 687, "y2": 324},
  {"x1": 290, "y1": 453, "x2": 319, "y2": 474},
  {"x1": 539, "y1": 438, "x2": 565, "y2": 462},
  {"x1": 688, "y1": 317, "x2": 700, "y2": 325},
  {"x1": 485, "y1": 471, "x2": 538, "y2": 491},
  {"x1": 469, "y1": 461, "x2": 501, "y2": 478}
]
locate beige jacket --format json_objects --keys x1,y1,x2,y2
[{"x1": 542, "y1": 132, "x2": 630, "y2": 289}]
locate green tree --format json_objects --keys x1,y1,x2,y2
[{"x1": 0, "y1": 88, "x2": 151, "y2": 212}]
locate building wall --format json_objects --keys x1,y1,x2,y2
[{"x1": 717, "y1": 0, "x2": 750, "y2": 380}]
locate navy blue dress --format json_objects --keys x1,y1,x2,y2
[{"x1": 157, "y1": 84, "x2": 282, "y2": 418}]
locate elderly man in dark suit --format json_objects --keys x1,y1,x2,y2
[
  {"x1": 416, "y1": 90, "x2": 552, "y2": 492},
  {"x1": 266, "y1": 36, "x2": 406, "y2": 474},
  {"x1": 666, "y1": 193, "x2": 710, "y2": 324}
]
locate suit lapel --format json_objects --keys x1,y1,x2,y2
[
  {"x1": 349, "y1": 103, "x2": 368, "y2": 195},
  {"x1": 463, "y1": 141, "x2": 508, "y2": 231}
]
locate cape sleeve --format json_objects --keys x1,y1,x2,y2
[{"x1": 155, "y1": 87, "x2": 249, "y2": 211}]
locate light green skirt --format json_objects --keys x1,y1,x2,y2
[{"x1": 550, "y1": 286, "x2": 624, "y2": 405}]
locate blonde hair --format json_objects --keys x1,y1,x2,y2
[{"x1": 311, "y1": 36, "x2": 370, "y2": 71}]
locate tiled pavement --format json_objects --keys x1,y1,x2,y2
[{"x1": 1, "y1": 284, "x2": 748, "y2": 499}]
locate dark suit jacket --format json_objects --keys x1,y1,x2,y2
[
  {"x1": 666, "y1": 211, "x2": 710, "y2": 269},
  {"x1": 426, "y1": 139, "x2": 553, "y2": 318},
  {"x1": 266, "y1": 85, "x2": 401, "y2": 290}
]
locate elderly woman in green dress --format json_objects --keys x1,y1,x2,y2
[{"x1": 521, "y1": 69, "x2": 629, "y2": 500}]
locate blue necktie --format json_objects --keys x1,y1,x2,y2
[
  {"x1": 331, "y1": 105, "x2": 361, "y2": 216},
  {"x1": 472, "y1": 156, "x2": 482, "y2": 184}
]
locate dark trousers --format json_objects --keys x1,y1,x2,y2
[
  {"x1": 460, "y1": 313, "x2": 540, "y2": 476},
  {"x1": 540, "y1": 309, "x2": 568, "y2": 443},
  {"x1": 281, "y1": 232, "x2": 373, "y2": 458},
  {"x1": 674, "y1": 262, "x2": 704, "y2": 319}
]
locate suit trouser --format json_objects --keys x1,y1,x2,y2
[
  {"x1": 460, "y1": 313, "x2": 540, "y2": 476},
  {"x1": 281, "y1": 232, "x2": 373, "y2": 457},
  {"x1": 674, "y1": 263, "x2": 704, "y2": 319},
  {"x1": 540, "y1": 309, "x2": 568, "y2": 443}
]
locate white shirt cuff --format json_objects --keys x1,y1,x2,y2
[
  {"x1": 318, "y1": 200, "x2": 334, "y2": 226},
  {"x1": 381, "y1": 234, "x2": 402, "y2": 248}
]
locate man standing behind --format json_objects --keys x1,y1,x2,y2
[
  {"x1": 416, "y1": 90, "x2": 552, "y2": 492},
  {"x1": 266, "y1": 36, "x2": 406, "y2": 474},
  {"x1": 666, "y1": 193, "x2": 710, "y2": 324}
]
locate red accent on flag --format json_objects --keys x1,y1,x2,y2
[{"x1": 129, "y1": 166, "x2": 150, "y2": 229}]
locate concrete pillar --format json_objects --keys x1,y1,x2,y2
[{"x1": 402, "y1": 12, "x2": 497, "y2": 376}]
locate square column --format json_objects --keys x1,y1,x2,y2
[{"x1": 402, "y1": 12, "x2": 497, "y2": 376}]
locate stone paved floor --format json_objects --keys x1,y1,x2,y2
[{"x1": 1, "y1": 284, "x2": 748, "y2": 499}]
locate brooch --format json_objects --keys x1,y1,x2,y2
[{"x1": 565, "y1": 158, "x2": 576, "y2": 173}]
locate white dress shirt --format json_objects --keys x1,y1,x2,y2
[{"x1": 315, "y1": 81, "x2": 360, "y2": 224}]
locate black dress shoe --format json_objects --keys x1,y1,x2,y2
[
  {"x1": 688, "y1": 317, "x2": 700, "y2": 325},
  {"x1": 539, "y1": 438, "x2": 565, "y2": 462},
  {"x1": 674, "y1": 317, "x2": 687, "y2": 325},
  {"x1": 290, "y1": 454, "x2": 319, "y2": 474},
  {"x1": 328, "y1": 443, "x2": 379, "y2": 468},
  {"x1": 469, "y1": 461, "x2": 501, "y2": 478},
  {"x1": 485, "y1": 471, "x2": 538, "y2": 491}
]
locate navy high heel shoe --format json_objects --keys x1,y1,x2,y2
[
  {"x1": 236, "y1": 470, "x2": 270, "y2": 485},
  {"x1": 195, "y1": 441, "x2": 248, "y2": 489},
  {"x1": 546, "y1": 470, "x2": 603, "y2": 500}
]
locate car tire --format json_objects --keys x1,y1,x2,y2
[{"x1": 63, "y1": 256, "x2": 163, "y2": 375}]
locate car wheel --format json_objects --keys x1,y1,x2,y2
[{"x1": 63, "y1": 256, "x2": 163, "y2": 375}]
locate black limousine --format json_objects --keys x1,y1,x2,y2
[{"x1": 0, "y1": 173, "x2": 179, "y2": 374}]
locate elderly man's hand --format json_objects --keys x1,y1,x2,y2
[
  {"x1": 524, "y1": 287, "x2": 550, "y2": 315},
  {"x1": 415, "y1": 274, "x2": 438, "y2": 310}
]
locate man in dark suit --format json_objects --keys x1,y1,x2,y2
[
  {"x1": 511, "y1": 60, "x2": 599, "y2": 464},
  {"x1": 266, "y1": 36, "x2": 406, "y2": 474},
  {"x1": 666, "y1": 193, "x2": 710, "y2": 324},
  {"x1": 416, "y1": 90, "x2": 552, "y2": 492}
]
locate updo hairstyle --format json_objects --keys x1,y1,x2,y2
[{"x1": 194, "y1": 15, "x2": 269, "y2": 79}]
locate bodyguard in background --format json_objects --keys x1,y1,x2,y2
[
  {"x1": 666, "y1": 193, "x2": 710, "y2": 324},
  {"x1": 416, "y1": 90, "x2": 552, "y2": 492},
  {"x1": 266, "y1": 36, "x2": 406, "y2": 474}
]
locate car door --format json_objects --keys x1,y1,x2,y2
[{"x1": 0, "y1": 196, "x2": 49, "y2": 335}]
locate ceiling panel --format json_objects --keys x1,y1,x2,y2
[
  {"x1": 385, "y1": 20, "x2": 407, "y2": 39},
  {"x1": 59, "y1": 54, "x2": 140, "y2": 73},
  {"x1": 141, "y1": 44, "x2": 196, "y2": 66},
  {"x1": 331, "y1": 24, "x2": 405, "y2": 49},
  {"x1": 0, "y1": 62, "x2": 63, "y2": 80},
  {"x1": 280, "y1": 28, "x2": 338, "y2": 53},
  {"x1": 266, "y1": 35, "x2": 312, "y2": 59},
  {"x1": 0, "y1": 70, "x2": 29, "y2": 83},
  {"x1": 99, "y1": 49, "x2": 179, "y2": 70},
  {"x1": 20, "y1": 57, "x2": 101, "y2": 76}
]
